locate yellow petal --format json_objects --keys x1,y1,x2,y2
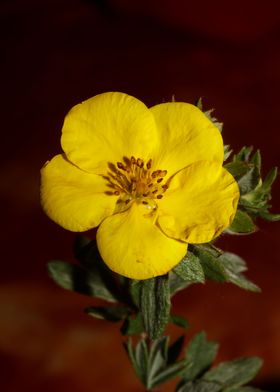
[
  {"x1": 61, "y1": 92, "x2": 158, "y2": 174},
  {"x1": 96, "y1": 203, "x2": 187, "y2": 279},
  {"x1": 157, "y1": 161, "x2": 239, "y2": 243},
  {"x1": 150, "y1": 102, "x2": 224, "y2": 176},
  {"x1": 41, "y1": 154, "x2": 118, "y2": 231}
]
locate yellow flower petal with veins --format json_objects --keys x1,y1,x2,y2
[
  {"x1": 41, "y1": 154, "x2": 118, "y2": 231},
  {"x1": 150, "y1": 102, "x2": 224, "y2": 177},
  {"x1": 96, "y1": 203, "x2": 187, "y2": 280},
  {"x1": 41, "y1": 92, "x2": 240, "y2": 279},
  {"x1": 61, "y1": 92, "x2": 159, "y2": 175},
  {"x1": 157, "y1": 161, "x2": 239, "y2": 244}
]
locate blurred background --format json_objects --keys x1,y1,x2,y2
[{"x1": 1, "y1": 0, "x2": 280, "y2": 390}]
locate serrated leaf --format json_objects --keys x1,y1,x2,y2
[
  {"x1": 140, "y1": 275, "x2": 171, "y2": 340},
  {"x1": 218, "y1": 253, "x2": 260, "y2": 293},
  {"x1": 183, "y1": 332, "x2": 219, "y2": 382},
  {"x1": 47, "y1": 261, "x2": 119, "y2": 302},
  {"x1": 228, "y1": 210, "x2": 256, "y2": 234},
  {"x1": 85, "y1": 305, "x2": 130, "y2": 322},
  {"x1": 170, "y1": 314, "x2": 189, "y2": 329},
  {"x1": 121, "y1": 312, "x2": 144, "y2": 335},
  {"x1": 202, "y1": 357, "x2": 263, "y2": 388},
  {"x1": 173, "y1": 252, "x2": 205, "y2": 283},
  {"x1": 190, "y1": 245, "x2": 227, "y2": 282}
]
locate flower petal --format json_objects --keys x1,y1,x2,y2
[
  {"x1": 41, "y1": 154, "x2": 118, "y2": 231},
  {"x1": 157, "y1": 161, "x2": 239, "y2": 243},
  {"x1": 149, "y1": 102, "x2": 224, "y2": 176},
  {"x1": 96, "y1": 203, "x2": 187, "y2": 279},
  {"x1": 61, "y1": 92, "x2": 158, "y2": 174}
]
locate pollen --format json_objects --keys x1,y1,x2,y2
[{"x1": 104, "y1": 156, "x2": 169, "y2": 211}]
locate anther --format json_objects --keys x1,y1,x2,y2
[
  {"x1": 131, "y1": 156, "x2": 136, "y2": 164},
  {"x1": 157, "y1": 178, "x2": 163, "y2": 183},
  {"x1": 114, "y1": 191, "x2": 120, "y2": 195},
  {"x1": 142, "y1": 201, "x2": 148, "y2": 205},
  {"x1": 157, "y1": 195, "x2": 163, "y2": 199},
  {"x1": 146, "y1": 159, "x2": 152, "y2": 169},
  {"x1": 160, "y1": 170, "x2": 167, "y2": 177},
  {"x1": 162, "y1": 184, "x2": 168, "y2": 190},
  {"x1": 117, "y1": 162, "x2": 125, "y2": 170},
  {"x1": 152, "y1": 189, "x2": 158, "y2": 194},
  {"x1": 137, "y1": 158, "x2": 144, "y2": 168},
  {"x1": 142, "y1": 192, "x2": 149, "y2": 197}
]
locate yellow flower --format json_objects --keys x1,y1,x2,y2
[{"x1": 41, "y1": 92, "x2": 239, "y2": 280}]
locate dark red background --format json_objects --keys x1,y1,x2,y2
[{"x1": 1, "y1": 0, "x2": 280, "y2": 391}]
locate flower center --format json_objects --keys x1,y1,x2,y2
[{"x1": 104, "y1": 156, "x2": 169, "y2": 212}]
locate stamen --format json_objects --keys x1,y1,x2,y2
[
  {"x1": 146, "y1": 159, "x2": 152, "y2": 169},
  {"x1": 105, "y1": 157, "x2": 168, "y2": 210},
  {"x1": 137, "y1": 158, "x2": 144, "y2": 168}
]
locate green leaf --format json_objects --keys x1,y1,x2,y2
[
  {"x1": 225, "y1": 387, "x2": 264, "y2": 392},
  {"x1": 261, "y1": 167, "x2": 277, "y2": 192},
  {"x1": 251, "y1": 150, "x2": 261, "y2": 170},
  {"x1": 224, "y1": 145, "x2": 233, "y2": 161},
  {"x1": 224, "y1": 387, "x2": 264, "y2": 392},
  {"x1": 225, "y1": 161, "x2": 250, "y2": 179},
  {"x1": 135, "y1": 339, "x2": 149, "y2": 385},
  {"x1": 147, "y1": 337, "x2": 169, "y2": 388},
  {"x1": 124, "y1": 339, "x2": 143, "y2": 383},
  {"x1": 151, "y1": 360, "x2": 187, "y2": 388},
  {"x1": 177, "y1": 380, "x2": 222, "y2": 392},
  {"x1": 47, "y1": 261, "x2": 119, "y2": 302},
  {"x1": 173, "y1": 252, "x2": 205, "y2": 283},
  {"x1": 258, "y1": 210, "x2": 280, "y2": 221},
  {"x1": 170, "y1": 314, "x2": 189, "y2": 329},
  {"x1": 121, "y1": 312, "x2": 144, "y2": 335},
  {"x1": 85, "y1": 305, "x2": 130, "y2": 322},
  {"x1": 183, "y1": 332, "x2": 219, "y2": 382},
  {"x1": 234, "y1": 146, "x2": 253, "y2": 162},
  {"x1": 129, "y1": 279, "x2": 142, "y2": 307},
  {"x1": 169, "y1": 271, "x2": 192, "y2": 295},
  {"x1": 190, "y1": 245, "x2": 227, "y2": 282},
  {"x1": 228, "y1": 210, "x2": 256, "y2": 234},
  {"x1": 140, "y1": 275, "x2": 171, "y2": 340},
  {"x1": 73, "y1": 239, "x2": 124, "y2": 301},
  {"x1": 238, "y1": 167, "x2": 260, "y2": 195},
  {"x1": 218, "y1": 253, "x2": 260, "y2": 292},
  {"x1": 202, "y1": 357, "x2": 263, "y2": 388}
]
